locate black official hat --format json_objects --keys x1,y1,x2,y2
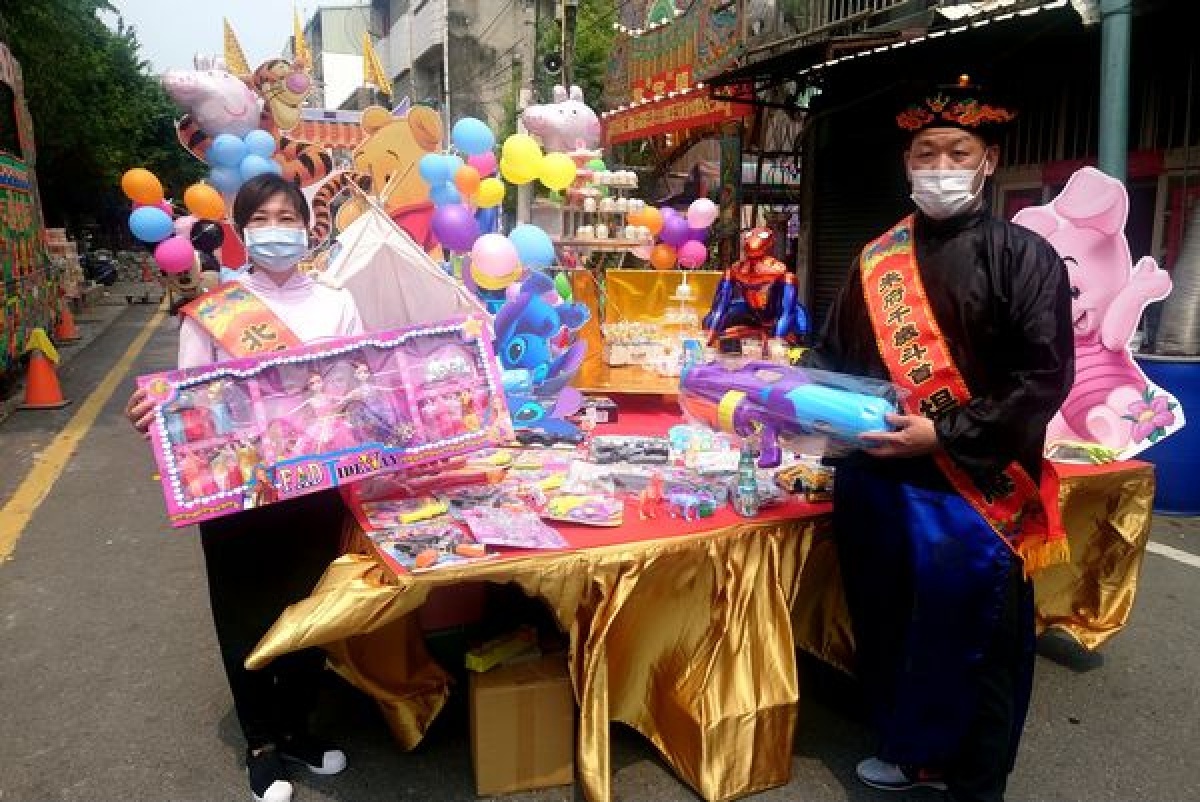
[{"x1": 896, "y1": 74, "x2": 1017, "y2": 142}]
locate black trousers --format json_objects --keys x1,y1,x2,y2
[{"x1": 198, "y1": 491, "x2": 345, "y2": 751}]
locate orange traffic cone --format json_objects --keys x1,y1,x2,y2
[
  {"x1": 19, "y1": 328, "x2": 70, "y2": 410},
  {"x1": 54, "y1": 303, "x2": 81, "y2": 342}
]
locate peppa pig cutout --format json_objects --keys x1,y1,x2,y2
[
  {"x1": 1013, "y1": 167, "x2": 1185, "y2": 460},
  {"x1": 519, "y1": 85, "x2": 602, "y2": 154}
]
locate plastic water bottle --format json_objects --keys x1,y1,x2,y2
[{"x1": 733, "y1": 440, "x2": 760, "y2": 517}]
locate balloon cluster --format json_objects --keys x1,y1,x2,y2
[
  {"x1": 629, "y1": 198, "x2": 718, "y2": 270},
  {"x1": 419, "y1": 116, "x2": 577, "y2": 294},
  {"x1": 120, "y1": 168, "x2": 226, "y2": 274},
  {"x1": 204, "y1": 130, "x2": 283, "y2": 196}
]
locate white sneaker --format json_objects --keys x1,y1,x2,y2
[
  {"x1": 247, "y1": 747, "x2": 294, "y2": 802},
  {"x1": 855, "y1": 757, "x2": 948, "y2": 791}
]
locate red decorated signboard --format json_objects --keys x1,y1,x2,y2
[{"x1": 0, "y1": 43, "x2": 56, "y2": 374}]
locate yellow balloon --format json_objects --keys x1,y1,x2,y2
[
  {"x1": 476, "y1": 177, "x2": 506, "y2": 208},
  {"x1": 502, "y1": 133, "x2": 543, "y2": 164},
  {"x1": 538, "y1": 153, "x2": 578, "y2": 191},
  {"x1": 500, "y1": 156, "x2": 538, "y2": 186}
]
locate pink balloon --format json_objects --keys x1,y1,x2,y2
[
  {"x1": 468, "y1": 152, "x2": 498, "y2": 177},
  {"x1": 174, "y1": 214, "x2": 197, "y2": 237},
  {"x1": 686, "y1": 198, "x2": 718, "y2": 229},
  {"x1": 632, "y1": 244, "x2": 654, "y2": 260},
  {"x1": 470, "y1": 233, "x2": 520, "y2": 277},
  {"x1": 678, "y1": 240, "x2": 708, "y2": 268},
  {"x1": 157, "y1": 199, "x2": 174, "y2": 216},
  {"x1": 154, "y1": 235, "x2": 196, "y2": 274}
]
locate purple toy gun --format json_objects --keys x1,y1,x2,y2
[{"x1": 678, "y1": 361, "x2": 897, "y2": 468}]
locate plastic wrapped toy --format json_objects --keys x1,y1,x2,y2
[{"x1": 678, "y1": 360, "x2": 898, "y2": 468}]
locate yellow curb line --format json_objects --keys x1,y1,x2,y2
[{"x1": 0, "y1": 304, "x2": 168, "y2": 560}]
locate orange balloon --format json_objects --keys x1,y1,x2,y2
[
  {"x1": 641, "y1": 206, "x2": 664, "y2": 237},
  {"x1": 183, "y1": 183, "x2": 226, "y2": 220},
  {"x1": 625, "y1": 206, "x2": 646, "y2": 227},
  {"x1": 454, "y1": 165, "x2": 482, "y2": 196},
  {"x1": 121, "y1": 168, "x2": 164, "y2": 206},
  {"x1": 649, "y1": 243, "x2": 677, "y2": 270}
]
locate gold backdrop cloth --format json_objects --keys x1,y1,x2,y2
[{"x1": 247, "y1": 463, "x2": 1154, "y2": 802}]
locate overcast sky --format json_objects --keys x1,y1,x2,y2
[{"x1": 105, "y1": 1, "x2": 368, "y2": 74}]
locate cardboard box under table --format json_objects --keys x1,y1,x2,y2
[{"x1": 470, "y1": 654, "x2": 575, "y2": 795}]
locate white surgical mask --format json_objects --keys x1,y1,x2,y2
[
  {"x1": 244, "y1": 226, "x2": 308, "y2": 272},
  {"x1": 909, "y1": 156, "x2": 990, "y2": 221}
]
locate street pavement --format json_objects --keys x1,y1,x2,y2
[{"x1": 1, "y1": 303, "x2": 1198, "y2": 802}]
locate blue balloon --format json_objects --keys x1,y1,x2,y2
[
  {"x1": 508, "y1": 224, "x2": 556, "y2": 268},
  {"x1": 209, "y1": 166, "x2": 242, "y2": 195},
  {"x1": 429, "y1": 182, "x2": 462, "y2": 206},
  {"x1": 129, "y1": 206, "x2": 175, "y2": 244},
  {"x1": 444, "y1": 154, "x2": 465, "y2": 175},
  {"x1": 243, "y1": 129, "x2": 277, "y2": 159},
  {"x1": 451, "y1": 117, "x2": 496, "y2": 156},
  {"x1": 419, "y1": 153, "x2": 453, "y2": 185},
  {"x1": 240, "y1": 154, "x2": 276, "y2": 181},
  {"x1": 208, "y1": 134, "x2": 247, "y2": 168}
]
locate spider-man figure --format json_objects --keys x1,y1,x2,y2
[{"x1": 703, "y1": 227, "x2": 809, "y2": 349}]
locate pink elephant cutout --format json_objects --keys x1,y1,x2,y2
[{"x1": 1013, "y1": 166, "x2": 1184, "y2": 459}]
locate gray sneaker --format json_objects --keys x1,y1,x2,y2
[{"x1": 855, "y1": 757, "x2": 948, "y2": 791}]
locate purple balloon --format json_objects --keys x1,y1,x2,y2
[
  {"x1": 685, "y1": 226, "x2": 709, "y2": 244},
  {"x1": 659, "y1": 214, "x2": 691, "y2": 247},
  {"x1": 432, "y1": 203, "x2": 480, "y2": 252}
]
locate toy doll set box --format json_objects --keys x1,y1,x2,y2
[{"x1": 138, "y1": 316, "x2": 514, "y2": 527}]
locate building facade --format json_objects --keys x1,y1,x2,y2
[
  {"x1": 289, "y1": 4, "x2": 373, "y2": 110},
  {"x1": 371, "y1": 0, "x2": 528, "y2": 131}
]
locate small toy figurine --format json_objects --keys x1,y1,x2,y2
[
  {"x1": 180, "y1": 451, "x2": 218, "y2": 500},
  {"x1": 667, "y1": 490, "x2": 717, "y2": 521},
  {"x1": 211, "y1": 447, "x2": 243, "y2": 491},
  {"x1": 294, "y1": 372, "x2": 355, "y2": 453},
  {"x1": 344, "y1": 362, "x2": 405, "y2": 444},
  {"x1": 205, "y1": 380, "x2": 235, "y2": 436},
  {"x1": 261, "y1": 418, "x2": 301, "y2": 463},
  {"x1": 703, "y1": 227, "x2": 809, "y2": 351},
  {"x1": 638, "y1": 473, "x2": 665, "y2": 520},
  {"x1": 235, "y1": 440, "x2": 262, "y2": 479},
  {"x1": 459, "y1": 390, "x2": 481, "y2": 432}
]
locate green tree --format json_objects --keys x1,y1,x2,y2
[
  {"x1": 0, "y1": 0, "x2": 203, "y2": 236},
  {"x1": 535, "y1": 0, "x2": 615, "y2": 112}
]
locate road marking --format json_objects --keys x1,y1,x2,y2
[
  {"x1": 1146, "y1": 540, "x2": 1200, "y2": 569},
  {"x1": 0, "y1": 306, "x2": 167, "y2": 560}
]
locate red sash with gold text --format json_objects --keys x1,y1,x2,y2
[
  {"x1": 180, "y1": 282, "x2": 302, "y2": 359},
  {"x1": 860, "y1": 216, "x2": 1068, "y2": 573}
]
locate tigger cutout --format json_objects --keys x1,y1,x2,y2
[
  {"x1": 308, "y1": 104, "x2": 444, "y2": 252},
  {"x1": 166, "y1": 57, "x2": 333, "y2": 188}
]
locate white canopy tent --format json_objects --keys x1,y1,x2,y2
[{"x1": 318, "y1": 199, "x2": 488, "y2": 332}]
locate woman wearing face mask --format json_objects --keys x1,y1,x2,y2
[
  {"x1": 126, "y1": 174, "x2": 362, "y2": 802},
  {"x1": 805, "y1": 79, "x2": 1075, "y2": 802}
]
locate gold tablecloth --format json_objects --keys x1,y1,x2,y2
[{"x1": 246, "y1": 461, "x2": 1154, "y2": 802}]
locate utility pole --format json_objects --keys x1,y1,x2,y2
[
  {"x1": 442, "y1": 0, "x2": 453, "y2": 125},
  {"x1": 1097, "y1": 0, "x2": 1131, "y2": 181},
  {"x1": 561, "y1": 0, "x2": 578, "y2": 90},
  {"x1": 517, "y1": 0, "x2": 539, "y2": 225}
]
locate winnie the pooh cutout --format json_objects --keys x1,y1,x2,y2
[
  {"x1": 1013, "y1": 166, "x2": 1185, "y2": 460},
  {"x1": 308, "y1": 101, "x2": 443, "y2": 255}
]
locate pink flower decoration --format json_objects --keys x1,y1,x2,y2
[{"x1": 1127, "y1": 394, "x2": 1176, "y2": 441}]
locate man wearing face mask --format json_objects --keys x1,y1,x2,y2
[
  {"x1": 126, "y1": 174, "x2": 363, "y2": 802},
  {"x1": 806, "y1": 78, "x2": 1074, "y2": 802}
]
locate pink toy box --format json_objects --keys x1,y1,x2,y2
[{"x1": 138, "y1": 316, "x2": 514, "y2": 527}]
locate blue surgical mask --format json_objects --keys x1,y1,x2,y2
[{"x1": 243, "y1": 226, "x2": 308, "y2": 272}]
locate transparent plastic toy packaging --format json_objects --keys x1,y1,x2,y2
[
  {"x1": 678, "y1": 358, "x2": 904, "y2": 468},
  {"x1": 138, "y1": 317, "x2": 513, "y2": 527}
]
